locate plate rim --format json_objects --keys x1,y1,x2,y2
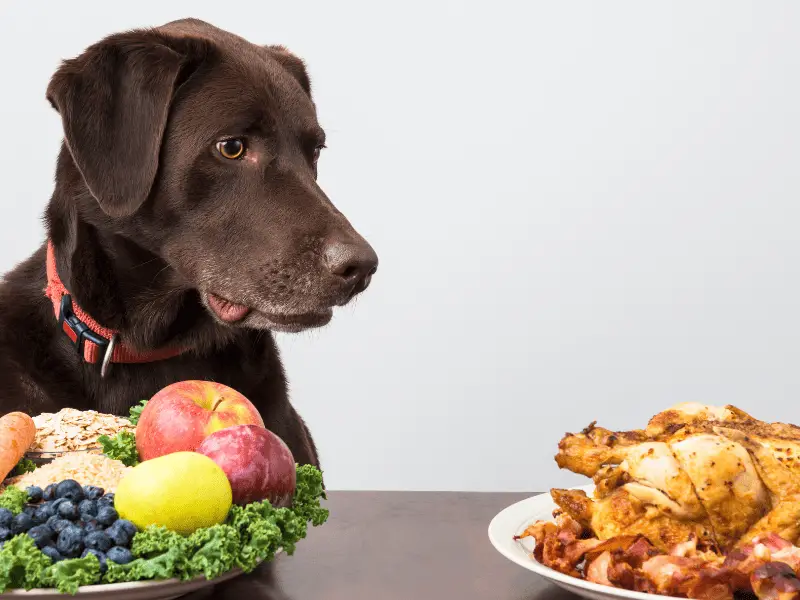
[
  {"x1": 1, "y1": 555, "x2": 268, "y2": 596},
  {"x1": 487, "y1": 486, "x2": 684, "y2": 600}
]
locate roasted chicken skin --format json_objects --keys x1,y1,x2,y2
[{"x1": 552, "y1": 403, "x2": 800, "y2": 551}]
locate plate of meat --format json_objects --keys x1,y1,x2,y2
[{"x1": 488, "y1": 402, "x2": 800, "y2": 600}]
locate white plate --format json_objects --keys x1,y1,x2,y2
[
  {"x1": 1, "y1": 558, "x2": 265, "y2": 599},
  {"x1": 488, "y1": 486, "x2": 681, "y2": 600}
]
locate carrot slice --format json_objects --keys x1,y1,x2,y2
[{"x1": 0, "y1": 412, "x2": 36, "y2": 482}]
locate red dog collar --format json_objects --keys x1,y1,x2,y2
[{"x1": 44, "y1": 241, "x2": 185, "y2": 374}]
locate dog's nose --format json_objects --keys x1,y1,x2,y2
[{"x1": 324, "y1": 240, "x2": 378, "y2": 295}]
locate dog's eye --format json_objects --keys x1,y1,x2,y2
[{"x1": 216, "y1": 139, "x2": 245, "y2": 160}]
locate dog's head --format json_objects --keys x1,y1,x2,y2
[{"x1": 46, "y1": 19, "x2": 377, "y2": 333}]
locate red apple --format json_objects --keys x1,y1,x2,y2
[
  {"x1": 136, "y1": 381, "x2": 264, "y2": 461},
  {"x1": 196, "y1": 424, "x2": 296, "y2": 507}
]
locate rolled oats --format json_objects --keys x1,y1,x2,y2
[{"x1": 29, "y1": 408, "x2": 134, "y2": 454}]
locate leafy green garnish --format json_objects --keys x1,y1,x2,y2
[
  {"x1": 11, "y1": 458, "x2": 37, "y2": 477},
  {"x1": 40, "y1": 554, "x2": 101, "y2": 594},
  {"x1": 98, "y1": 400, "x2": 146, "y2": 465},
  {"x1": 104, "y1": 545, "x2": 188, "y2": 584},
  {"x1": 0, "y1": 535, "x2": 53, "y2": 592},
  {"x1": 0, "y1": 486, "x2": 28, "y2": 514},
  {"x1": 292, "y1": 463, "x2": 329, "y2": 527},
  {"x1": 227, "y1": 499, "x2": 282, "y2": 570},
  {"x1": 128, "y1": 400, "x2": 148, "y2": 425},
  {"x1": 131, "y1": 525, "x2": 185, "y2": 556},
  {"x1": 186, "y1": 524, "x2": 241, "y2": 579},
  {"x1": 98, "y1": 431, "x2": 139, "y2": 467}
]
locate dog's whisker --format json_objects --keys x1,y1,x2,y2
[{"x1": 128, "y1": 257, "x2": 162, "y2": 269}]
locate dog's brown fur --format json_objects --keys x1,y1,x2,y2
[{"x1": 0, "y1": 18, "x2": 378, "y2": 471}]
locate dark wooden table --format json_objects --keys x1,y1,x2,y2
[{"x1": 188, "y1": 491, "x2": 571, "y2": 600}]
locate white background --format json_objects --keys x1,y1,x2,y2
[{"x1": 1, "y1": 1, "x2": 799, "y2": 491}]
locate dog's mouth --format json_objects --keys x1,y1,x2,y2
[
  {"x1": 204, "y1": 292, "x2": 333, "y2": 332},
  {"x1": 206, "y1": 293, "x2": 251, "y2": 323}
]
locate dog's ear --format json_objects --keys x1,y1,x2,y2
[
  {"x1": 266, "y1": 45, "x2": 312, "y2": 97},
  {"x1": 46, "y1": 31, "x2": 206, "y2": 217}
]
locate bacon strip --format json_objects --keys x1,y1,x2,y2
[
  {"x1": 517, "y1": 517, "x2": 800, "y2": 599},
  {"x1": 751, "y1": 562, "x2": 800, "y2": 600}
]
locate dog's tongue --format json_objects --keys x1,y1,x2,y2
[{"x1": 207, "y1": 294, "x2": 251, "y2": 323}]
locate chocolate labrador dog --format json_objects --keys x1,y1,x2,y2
[{"x1": 0, "y1": 18, "x2": 378, "y2": 470}]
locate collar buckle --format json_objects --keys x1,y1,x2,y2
[{"x1": 58, "y1": 294, "x2": 111, "y2": 367}]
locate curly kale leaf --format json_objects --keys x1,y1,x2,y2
[{"x1": 98, "y1": 431, "x2": 140, "y2": 467}]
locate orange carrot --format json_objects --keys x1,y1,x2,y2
[{"x1": 0, "y1": 412, "x2": 36, "y2": 482}]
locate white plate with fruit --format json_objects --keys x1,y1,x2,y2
[{"x1": 0, "y1": 380, "x2": 328, "y2": 597}]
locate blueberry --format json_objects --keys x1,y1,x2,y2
[
  {"x1": 42, "y1": 546, "x2": 65, "y2": 563},
  {"x1": 97, "y1": 493, "x2": 115, "y2": 507},
  {"x1": 27, "y1": 524, "x2": 54, "y2": 549},
  {"x1": 106, "y1": 546, "x2": 133, "y2": 565},
  {"x1": 43, "y1": 484, "x2": 58, "y2": 502},
  {"x1": 50, "y1": 498, "x2": 67, "y2": 512},
  {"x1": 78, "y1": 499, "x2": 97, "y2": 518},
  {"x1": 23, "y1": 505, "x2": 37, "y2": 518},
  {"x1": 11, "y1": 513, "x2": 33, "y2": 534},
  {"x1": 96, "y1": 506, "x2": 118, "y2": 527},
  {"x1": 47, "y1": 517, "x2": 72, "y2": 534},
  {"x1": 55, "y1": 480, "x2": 84, "y2": 502},
  {"x1": 84, "y1": 520, "x2": 104, "y2": 533},
  {"x1": 56, "y1": 525, "x2": 85, "y2": 558},
  {"x1": 106, "y1": 522, "x2": 133, "y2": 547},
  {"x1": 0, "y1": 526, "x2": 12, "y2": 541},
  {"x1": 0, "y1": 508, "x2": 13, "y2": 528},
  {"x1": 116, "y1": 519, "x2": 137, "y2": 538},
  {"x1": 34, "y1": 503, "x2": 56, "y2": 524},
  {"x1": 26, "y1": 486, "x2": 43, "y2": 503},
  {"x1": 83, "y1": 486, "x2": 104, "y2": 500},
  {"x1": 84, "y1": 531, "x2": 112, "y2": 552},
  {"x1": 81, "y1": 548, "x2": 107, "y2": 573},
  {"x1": 57, "y1": 501, "x2": 79, "y2": 521}
]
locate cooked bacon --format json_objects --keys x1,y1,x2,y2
[
  {"x1": 564, "y1": 538, "x2": 605, "y2": 566},
  {"x1": 555, "y1": 512, "x2": 586, "y2": 536},
  {"x1": 722, "y1": 548, "x2": 766, "y2": 591},
  {"x1": 517, "y1": 521, "x2": 558, "y2": 564},
  {"x1": 518, "y1": 516, "x2": 603, "y2": 576},
  {"x1": 584, "y1": 535, "x2": 644, "y2": 565},
  {"x1": 754, "y1": 534, "x2": 795, "y2": 553},
  {"x1": 586, "y1": 551, "x2": 613, "y2": 586},
  {"x1": 641, "y1": 555, "x2": 709, "y2": 593},
  {"x1": 540, "y1": 528, "x2": 582, "y2": 576},
  {"x1": 638, "y1": 555, "x2": 732, "y2": 600},
  {"x1": 751, "y1": 562, "x2": 800, "y2": 600},
  {"x1": 517, "y1": 516, "x2": 800, "y2": 599},
  {"x1": 721, "y1": 534, "x2": 799, "y2": 590},
  {"x1": 609, "y1": 558, "x2": 661, "y2": 593},
  {"x1": 607, "y1": 559, "x2": 637, "y2": 589},
  {"x1": 770, "y1": 548, "x2": 800, "y2": 572},
  {"x1": 623, "y1": 536, "x2": 662, "y2": 568},
  {"x1": 517, "y1": 520, "x2": 555, "y2": 545}
]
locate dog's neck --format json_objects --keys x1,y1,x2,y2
[{"x1": 44, "y1": 147, "x2": 238, "y2": 354}]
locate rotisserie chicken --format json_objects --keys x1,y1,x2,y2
[{"x1": 552, "y1": 402, "x2": 800, "y2": 552}]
